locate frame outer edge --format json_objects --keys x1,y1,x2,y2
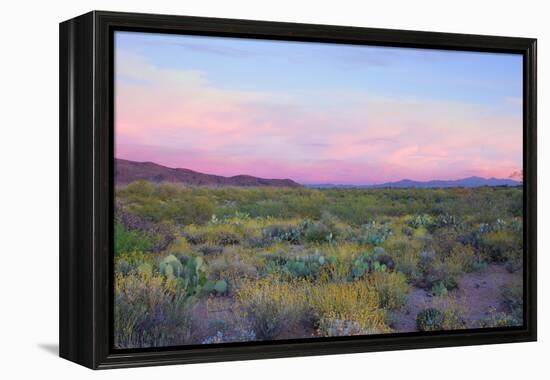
[
  {"x1": 527, "y1": 39, "x2": 537, "y2": 340},
  {"x1": 58, "y1": 10, "x2": 538, "y2": 369},
  {"x1": 59, "y1": 11, "x2": 97, "y2": 369}
]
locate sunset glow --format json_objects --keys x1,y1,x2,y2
[{"x1": 115, "y1": 31, "x2": 523, "y2": 185}]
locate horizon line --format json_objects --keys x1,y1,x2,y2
[{"x1": 115, "y1": 157, "x2": 521, "y2": 186}]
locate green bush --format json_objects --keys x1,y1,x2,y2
[
  {"x1": 114, "y1": 223, "x2": 155, "y2": 257},
  {"x1": 369, "y1": 271, "x2": 410, "y2": 310},
  {"x1": 415, "y1": 251, "x2": 459, "y2": 290},
  {"x1": 114, "y1": 273, "x2": 193, "y2": 348},
  {"x1": 431, "y1": 282, "x2": 448, "y2": 297},
  {"x1": 479, "y1": 311, "x2": 521, "y2": 328},
  {"x1": 481, "y1": 230, "x2": 522, "y2": 263},
  {"x1": 501, "y1": 281, "x2": 523, "y2": 321},
  {"x1": 416, "y1": 308, "x2": 445, "y2": 331},
  {"x1": 262, "y1": 224, "x2": 303, "y2": 244},
  {"x1": 303, "y1": 221, "x2": 336, "y2": 244}
]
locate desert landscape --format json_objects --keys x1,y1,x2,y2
[
  {"x1": 114, "y1": 159, "x2": 523, "y2": 348},
  {"x1": 113, "y1": 31, "x2": 523, "y2": 349}
]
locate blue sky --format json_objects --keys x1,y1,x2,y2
[{"x1": 116, "y1": 31, "x2": 522, "y2": 111}]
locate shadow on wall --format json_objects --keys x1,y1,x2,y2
[{"x1": 38, "y1": 343, "x2": 58, "y2": 356}]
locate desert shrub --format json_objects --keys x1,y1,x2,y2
[
  {"x1": 401, "y1": 226, "x2": 415, "y2": 238},
  {"x1": 212, "y1": 230, "x2": 241, "y2": 246},
  {"x1": 501, "y1": 280, "x2": 523, "y2": 321},
  {"x1": 182, "y1": 231, "x2": 206, "y2": 245},
  {"x1": 431, "y1": 227, "x2": 460, "y2": 257},
  {"x1": 407, "y1": 214, "x2": 432, "y2": 229},
  {"x1": 447, "y1": 244, "x2": 484, "y2": 272},
  {"x1": 114, "y1": 249, "x2": 157, "y2": 277},
  {"x1": 115, "y1": 205, "x2": 176, "y2": 252},
  {"x1": 155, "y1": 182, "x2": 181, "y2": 200},
  {"x1": 142, "y1": 196, "x2": 214, "y2": 225},
  {"x1": 197, "y1": 244, "x2": 224, "y2": 256},
  {"x1": 173, "y1": 196, "x2": 215, "y2": 225},
  {"x1": 285, "y1": 190, "x2": 326, "y2": 219},
  {"x1": 394, "y1": 251, "x2": 421, "y2": 281},
  {"x1": 317, "y1": 319, "x2": 368, "y2": 337},
  {"x1": 114, "y1": 272, "x2": 194, "y2": 348},
  {"x1": 416, "y1": 308, "x2": 445, "y2": 331},
  {"x1": 326, "y1": 196, "x2": 375, "y2": 225},
  {"x1": 147, "y1": 223, "x2": 177, "y2": 251},
  {"x1": 239, "y1": 199, "x2": 286, "y2": 218},
  {"x1": 385, "y1": 235, "x2": 420, "y2": 276},
  {"x1": 368, "y1": 271, "x2": 410, "y2": 310},
  {"x1": 204, "y1": 224, "x2": 243, "y2": 245},
  {"x1": 430, "y1": 260, "x2": 460, "y2": 290},
  {"x1": 123, "y1": 180, "x2": 156, "y2": 198},
  {"x1": 459, "y1": 228, "x2": 484, "y2": 250},
  {"x1": 416, "y1": 250, "x2": 435, "y2": 273},
  {"x1": 431, "y1": 282, "x2": 448, "y2": 296},
  {"x1": 415, "y1": 250, "x2": 460, "y2": 290},
  {"x1": 118, "y1": 182, "x2": 215, "y2": 225},
  {"x1": 317, "y1": 255, "x2": 349, "y2": 282},
  {"x1": 114, "y1": 223, "x2": 156, "y2": 257},
  {"x1": 285, "y1": 260, "x2": 319, "y2": 279},
  {"x1": 415, "y1": 297, "x2": 468, "y2": 332},
  {"x1": 308, "y1": 281, "x2": 389, "y2": 335},
  {"x1": 201, "y1": 329, "x2": 257, "y2": 344},
  {"x1": 302, "y1": 221, "x2": 337, "y2": 244},
  {"x1": 262, "y1": 224, "x2": 303, "y2": 244},
  {"x1": 115, "y1": 259, "x2": 132, "y2": 276},
  {"x1": 481, "y1": 230, "x2": 522, "y2": 263},
  {"x1": 427, "y1": 213, "x2": 461, "y2": 233},
  {"x1": 352, "y1": 222, "x2": 393, "y2": 246},
  {"x1": 236, "y1": 278, "x2": 308, "y2": 340},
  {"x1": 505, "y1": 260, "x2": 522, "y2": 273},
  {"x1": 433, "y1": 296, "x2": 468, "y2": 330},
  {"x1": 372, "y1": 248, "x2": 396, "y2": 271},
  {"x1": 166, "y1": 238, "x2": 193, "y2": 256},
  {"x1": 479, "y1": 308, "x2": 521, "y2": 328},
  {"x1": 208, "y1": 256, "x2": 259, "y2": 283}
]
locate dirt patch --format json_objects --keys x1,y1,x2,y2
[
  {"x1": 390, "y1": 264, "x2": 522, "y2": 332},
  {"x1": 457, "y1": 264, "x2": 522, "y2": 327},
  {"x1": 191, "y1": 296, "x2": 236, "y2": 342}
]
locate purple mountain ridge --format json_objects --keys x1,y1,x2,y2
[
  {"x1": 307, "y1": 176, "x2": 521, "y2": 189},
  {"x1": 115, "y1": 158, "x2": 301, "y2": 187}
]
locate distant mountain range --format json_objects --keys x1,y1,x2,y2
[
  {"x1": 115, "y1": 159, "x2": 301, "y2": 187},
  {"x1": 116, "y1": 159, "x2": 520, "y2": 189},
  {"x1": 308, "y1": 176, "x2": 521, "y2": 189}
]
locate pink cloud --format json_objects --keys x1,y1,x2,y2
[{"x1": 115, "y1": 50, "x2": 522, "y2": 185}]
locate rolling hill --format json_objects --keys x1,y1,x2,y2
[{"x1": 115, "y1": 159, "x2": 301, "y2": 187}]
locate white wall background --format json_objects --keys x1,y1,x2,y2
[{"x1": 0, "y1": 0, "x2": 547, "y2": 377}]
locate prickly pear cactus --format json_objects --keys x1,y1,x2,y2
[
  {"x1": 160, "y1": 254, "x2": 183, "y2": 279},
  {"x1": 214, "y1": 280, "x2": 228, "y2": 295},
  {"x1": 351, "y1": 252, "x2": 373, "y2": 279}
]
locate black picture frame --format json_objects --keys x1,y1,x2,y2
[{"x1": 59, "y1": 10, "x2": 537, "y2": 369}]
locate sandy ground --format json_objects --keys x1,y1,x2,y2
[{"x1": 390, "y1": 264, "x2": 522, "y2": 332}]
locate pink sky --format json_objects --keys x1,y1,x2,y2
[{"x1": 115, "y1": 48, "x2": 522, "y2": 185}]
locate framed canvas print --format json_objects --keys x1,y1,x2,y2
[{"x1": 59, "y1": 11, "x2": 537, "y2": 369}]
